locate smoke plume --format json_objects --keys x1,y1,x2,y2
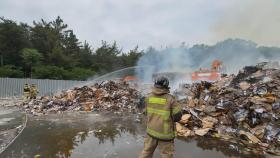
[
  {"x1": 137, "y1": 0, "x2": 280, "y2": 89},
  {"x1": 136, "y1": 39, "x2": 280, "y2": 87}
]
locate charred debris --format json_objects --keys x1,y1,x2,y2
[
  {"x1": 177, "y1": 62, "x2": 280, "y2": 155},
  {"x1": 22, "y1": 81, "x2": 142, "y2": 114}
]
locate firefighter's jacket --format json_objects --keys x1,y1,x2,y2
[
  {"x1": 31, "y1": 87, "x2": 38, "y2": 94},
  {"x1": 145, "y1": 87, "x2": 182, "y2": 141},
  {"x1": 23, "y1": 85, "x2": 30, "y2": 93}
]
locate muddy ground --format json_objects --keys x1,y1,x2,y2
[{"x1": 0, "y1": 108, "x2": 265, "y2": 158}]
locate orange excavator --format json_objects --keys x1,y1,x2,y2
[
  {"x1": 191, "y1": 60, "x2": 223, "y2": 82},
  {"x1": 123, "y1": 76, "x2": 137, "y2": 82}
]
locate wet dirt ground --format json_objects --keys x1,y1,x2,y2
[
  {"x1": 0, "y1": 111, "x2": 264, "y2": 158},
  {"x1": 0, "y1": 106, "x2": 25, "y2": 153}
]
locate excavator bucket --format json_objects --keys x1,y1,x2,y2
[
  {"x1": 192, "y1": 60, "x2": 223, "y2": 82},
  {"x1": 191, "y1": 71, "x2": 221, "y2": 82},
  {"x1": 123, "y1": 76, "x2": 137, "y2": 82}
]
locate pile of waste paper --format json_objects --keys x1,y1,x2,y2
[
  {"x1": 22, "y1": 81, "x2": 142, "y2": 115},
  {"x1": 177, "y1": 62, "x2": 280, "y2": 155}
]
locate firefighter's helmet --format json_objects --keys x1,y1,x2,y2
[{"x1": 154, "y1": 76, "x2": 169, "y2": 89}]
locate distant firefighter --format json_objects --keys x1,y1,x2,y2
[
  {"x1": 30, "y1": 84, "x2": 39, "y2": 99},
  {"x1": 23, "y1": 83, "x2": 30, "y2": 101}
]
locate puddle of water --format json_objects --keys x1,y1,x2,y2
[
  {"x1": 0, "y1": 107, "x2": 24, "y2": 130},
  {"x1": 1, "y1": 112, "x2": 264, "y2": 158},
  {"x1": 0, "y1": 109, "x2": 17, "y2": 116},
  {"x1": 0, "y1": 118, "x2": 15, "y2": 125},
  {"x1": 0, "y1": 107, "x2": 25, "y2": 153}
]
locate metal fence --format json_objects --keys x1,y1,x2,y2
[
  {"x1": 0, "y1": 78, "x2": 86, "y2": 98},
  {"x1": 0, "y1": 67, "x2": 148, "y2": 98}
]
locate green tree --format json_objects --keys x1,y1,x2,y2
[
  {"x1": 21, "y1": 48, "x2": 42, "y2": 78},
  {"x1": 0, "y1": 17, "x2": 31, "y2": 67},
  {"x1": 120, "y1": 46, "x2": 143, "y2": 67},
  {"x1": 0, "y1": 65, "x2": 23, "y2": 78},
  {"x1": 62, "y1": 30, "x2": 81, "y2": 68},
  {"x1": 92, "y1": 41, "x2": 122, "y2": 73},
  {"x1": 0, "y1": 17, "x2": 144, "y2": 79},
  {"x1": 33, "y1": 65, "x2": 68, "y2": 80},
  {"x1": 69, "y1": 67, "x2": 95, "y2": 80},
  {"x1": 78, "y1": 41, "x2": 94, "y2": 68}
]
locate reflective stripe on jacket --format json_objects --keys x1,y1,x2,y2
[{"x1": 145, "y1": 87, "x2": 181, "y2": 140}]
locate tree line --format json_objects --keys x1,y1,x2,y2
[{"x1": 0, "y1": 16, "x2": 143, "y2": 80}]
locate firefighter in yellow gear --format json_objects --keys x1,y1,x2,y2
[
  {"x1": 139, "y1": 76, "x2": 182, "y2": 158},
  {"x1": 30, "y1": 84, "x2": 38, "y2": 99},
  {"x1": 23, "y1": 84, "x2": 30, "y2": 101}
]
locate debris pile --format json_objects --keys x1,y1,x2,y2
[
  {"x1": 22, "y1": 81, "x2": 142, "y2": 115},
  {"x1": 177, "y1": 63, "x2": 280, "y2": 155}
]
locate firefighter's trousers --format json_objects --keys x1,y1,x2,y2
[
  {"x1": 23, "y1": 92, "x2": 30, "y2": 101},
  {"x1": 139, "y1": 135, "x2": 174, "y2": 158}
]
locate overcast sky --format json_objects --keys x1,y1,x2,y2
[{"x1": 1, "y1": 0, "x2": 279, "y2": 51}]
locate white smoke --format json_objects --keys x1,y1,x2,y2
[
  {"x1": 136, "y1": 47, "x2": 193, "y2": 83},
  {"x1": 136, "y1": 0, "x2": 280, "y2": 90},
  {"x1": 136, "y1": 39, "x2": 280, "y2": 88}
]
